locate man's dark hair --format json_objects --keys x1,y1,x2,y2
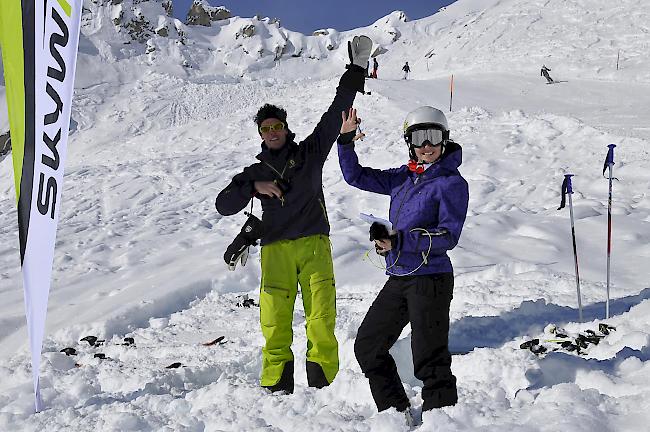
[{"x1": 254, "y1": 104, "x2": 288, "y2": 127}]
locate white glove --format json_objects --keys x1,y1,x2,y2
[{"x1": 348, "y1": 35, "x2": 372, "y2": 69}]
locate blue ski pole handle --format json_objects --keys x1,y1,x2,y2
[
  {"x1": 558, "y1": 174, "x2": 574, "y2": 210},
  {"x1": 602, "y1": 144, "x2": 616, "y2": 177}
]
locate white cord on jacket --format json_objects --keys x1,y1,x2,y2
[{"x1": 363, "y1": 227, "x2": 445, "y2": 276}]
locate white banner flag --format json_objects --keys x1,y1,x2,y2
[{"x1": 0, "y1": 0, "x2": 82, "y2": 412}]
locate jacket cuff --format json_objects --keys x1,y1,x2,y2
[
  {"x1": 337, "y1": 131, "x2": 356, "y2": 145},
  {"x1": 339, "y1": 66, "x2": 366, "y2": 93}
]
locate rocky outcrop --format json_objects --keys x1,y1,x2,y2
[
  {"x1": 162, "y1": 0, "x2": 172, "y2": 16},
  {"x1": 387, "y1": 28, "x2": 401, "y2": 42},
  {"x1": 394, "y1": 11, "x2": 408, "y2": 22},
  {"x1": 186, "y1": 1, "x2": 231, "y2": 27},
  {"x1": 124, "y1": 14, "x2": 154, "y2": 43},
  {"x1": 235, "y1": 24, "x2": 256, "y2": 39},
  {"x1": 0, "y1": 131, "x2": 10, "y2": 159},
  {"x1": 113, "y1": 10, "x2": 123, "y2": 26}
]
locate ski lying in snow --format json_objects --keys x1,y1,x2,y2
[
  {"x1": 80, "y1": 335, "x2": 105, "y2": 347},
  {"x1": 520, "y1": 322, "x2": 616, "y2": 356},
  {"x1": 202, "y1": 336, "x2": 226, "y2": 346},
  {"x1": 59, "y1": 335, "x2": 137, "y2": 364},
  {"x1": 60, "y1": 335, "x2": 222, "y2": 369}
]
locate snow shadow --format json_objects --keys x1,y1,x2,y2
[
  {"x1": 449, "y1": 288, "x2": 650, "y2": 354},
  {"x1": 526, "y1": 345, "x2": 650, "y2": 390}
]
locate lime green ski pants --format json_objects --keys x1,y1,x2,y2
[{"x1": 259, "y1": 234, "x2": 338, "y2": 386}]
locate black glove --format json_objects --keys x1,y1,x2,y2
[
  {"x1": 340, "y1": 35, "x2": 372, "y2": 93},
  {"x1": 224, "y1": 213, "x2": 264, "y2": 271},
  {"x1": 369, "y1": 222, "x2": 390, "y2": 241},
  {"x1": 369, "y1": 222, "x2": 397, "y2": 257}
]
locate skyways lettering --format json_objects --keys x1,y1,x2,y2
[{"x1": 38, "y1": 5, "x2": 69, "y2": 219}]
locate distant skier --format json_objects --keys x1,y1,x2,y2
[
  {"x1": 371, "y1": 57, "x2": 379, "y2": 79},
  {"x1": 215, "y1": 36, "x2": 371, "y2": 395},
  {"x1": 402, "y1": 62, "x2": 411, "y2": 80},
  {"x1": 337, "y1": 106, "x2": 468, "y2": 422},
  {"x1": 541, "y1": 65, "x2": 554, "y2": 84}
]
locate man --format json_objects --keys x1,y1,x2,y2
[
  {"x1": 372, "y1": 57, "x2": 379, "y2": 79},
  {"x1": 215, "y1": 36, "x2": 372, "y2": 394},
  {"x1": 402, "y1": 62, "x2": 411, "y2": 80},
  {"x1": 541, "y1": 65, "x2": 554, "y2": 84}
]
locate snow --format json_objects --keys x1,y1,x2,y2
[{"x1": 1, "y1": 0, "x2": 650, "y2": 430}]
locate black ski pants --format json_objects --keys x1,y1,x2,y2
[{"x1": 354, "y1": 273, "x2": 457, "y2": 412}]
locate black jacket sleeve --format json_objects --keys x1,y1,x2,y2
[
  {"x1": 300, "y1": 67, "x2": 364, "y2": 164},
  {"x1": 215, "y1": 165, "x2": 257, "y2": 216}
]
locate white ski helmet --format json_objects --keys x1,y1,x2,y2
[
  {"x1": 403, "y1": 106, "x2": 449, "y2": 160},
  {"x1": 403, "y1": 106, "x2": 448, "y2": 138}
]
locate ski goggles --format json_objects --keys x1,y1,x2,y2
[
  {"x1": 407, "y1": 128, "x2": 445, "y2": 148},
  {"x1": 259, "y1": 122, "x2": 285, "y2": 134}
]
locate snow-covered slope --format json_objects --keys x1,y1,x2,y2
[
  {"x1": 388, "y1": 0, "x2": 650, "y2": 82},
  {"x1": 0, "y1": 0, "x2": 649, "y2": 430},
  {"x1": 74, "y1": 0, "x2": 650, "y2": 86}
]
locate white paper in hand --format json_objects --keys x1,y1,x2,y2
[{"x1": 359, "y1": 213, "x2": 393, "y2": 231}]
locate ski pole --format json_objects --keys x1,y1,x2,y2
[
  {"x1": 356, "y1": 119, "x2": 365, "y2": 141},
  {"x1": 449, "y1": 74, "x2": 454, "y2": 112},
  {"x1": 602, "y1": 144, "x2": 616, "y2": 319},
  {"x1": 558, "y1": 174, "x2": 582, "y2": 321}
]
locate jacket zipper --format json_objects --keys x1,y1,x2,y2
[{"x1": 263, "y1": 161, "x2": 288, "y2": 207}]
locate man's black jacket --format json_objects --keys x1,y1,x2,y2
[{"x1": 215, "y1": 71, "x2": 361, "y2": 245}]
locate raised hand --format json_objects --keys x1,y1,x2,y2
[
  {"x1": 340, "y1": 108, "x2": 365, "y2": 141},
  {"x1": 341, "y1": 107, "x2": 359, "y2": 133},
  {"x1": 374, "y1": 238, "x2": 393, "y2": 254}
]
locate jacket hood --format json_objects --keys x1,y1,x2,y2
[{"x1": 438, "y1": 140, "x2": 463, "y2": 171}]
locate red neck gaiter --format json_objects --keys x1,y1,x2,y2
[{"x1": 407, "y1": 160, "x2": 425, "y2": 174}]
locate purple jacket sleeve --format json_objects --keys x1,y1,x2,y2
[
  {"x1": 396, "y1": 176, "x2": 469, "y2": 254},
  {"x1": 337, "y1": 143, "x2": 403, "y2": 195}
]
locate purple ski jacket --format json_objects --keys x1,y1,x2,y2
[{"x1": 338, "y1": 141, "x2": 469, "y2": 276}]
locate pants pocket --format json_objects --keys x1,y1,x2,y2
[
  {"x1": 263, "y1": 284, "x2": 291, "y2": 299},
  {"x1": 307, "y1": 274, "x2": 336, "y2": 319},
  {"x1": 260, "y1": 281, "x2": 295, "y2": 326}
]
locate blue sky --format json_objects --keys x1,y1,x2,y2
[{"x1": 172, "y1": 0, "x2": 456, "y2": 34}]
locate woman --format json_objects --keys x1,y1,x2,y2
[{"x1": 337, "y1": 106, "x2": 469, "y2": 417}]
